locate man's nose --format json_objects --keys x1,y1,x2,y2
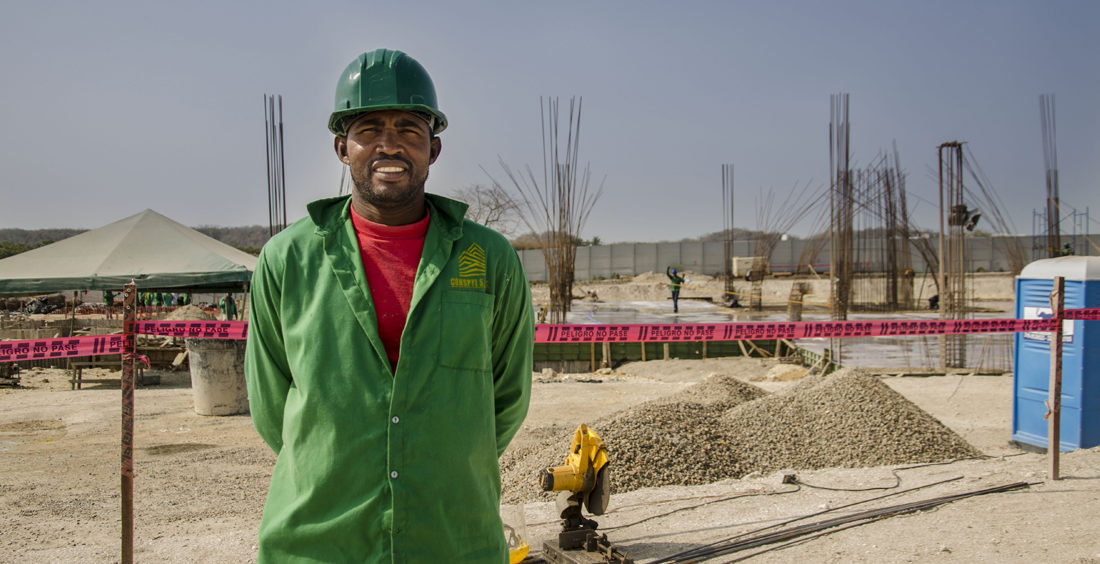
[{"x1": 375, "y1": 128, "x2": 403, "y2": 154}]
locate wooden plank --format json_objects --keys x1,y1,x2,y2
[{"x1": 746, "y1": 340, "x2": 771, "y2": 358}]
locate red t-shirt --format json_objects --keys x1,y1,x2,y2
[{"x1": 350, "y1": 207, "x2": 430, "y2": 371}]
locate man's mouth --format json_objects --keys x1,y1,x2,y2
[{"x1": 371, "y1": 160, "x2": 410, "y2": 181}]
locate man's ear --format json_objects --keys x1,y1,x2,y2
[
  {"x1": 334, "y1": 136, "x2": 349, "y2": 164},
  {"x1": 429, "y1": 137, "x2": 442, "y2": 164}
]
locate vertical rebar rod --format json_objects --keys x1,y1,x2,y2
[
  {"x1": 263, "y1": 95, "x2": 274, "y2": 237},
  {"x1": 278, "y1": 96, "x2": 288, "y2": 232},
  {"x1": 1040, "y1": 94, "x2": 1060, "y2": 257},
  {"x1": 938, "y1": 144, "x2": 947, "y2": 371},
  {"x1": 268, "y1": 96, "x2": 278, "y2": 236}
]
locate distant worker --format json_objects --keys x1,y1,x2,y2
[
  {"x1": 219, "y1": 293, "x2": 237, "y2": 320},
  {"x1": 1062, "y1": 243, "x2": 1075, "y2": 257},
  {"x1": 667, "y1": 266, "x2": 685, "y2": 313},
  {"x1": 104, "y1": 290, "x2": 114, "y2": 320},
  {"x1": 929, "y1": 294, "x2": 940, "y2": 310}
]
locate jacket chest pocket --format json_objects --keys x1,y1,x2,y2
[{"x1": 439, "y1": 291, "x2": 493, "y2": 372}]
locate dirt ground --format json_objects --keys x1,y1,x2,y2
[{"x1": 3, "y1": 355, "x2": 1099, "y2": 563}]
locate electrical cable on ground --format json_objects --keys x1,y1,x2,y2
[
  {"x1": 600, "y1": 486, "x2": 801, "y2": 532},
  {"x1": 649, "y1": 476, "x2": 964, "y2": 564},
  {"x1": 790, "y1": 455, "x2": 989, "y2": 492},
  {"x1": 607, "y1": 456, "x2": 988, "y2": 535},
  {"x1": 654, "y1": 481, "x2": 1031, "y2": 563}
]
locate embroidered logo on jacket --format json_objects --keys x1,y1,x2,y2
[{"x1": 451, "y1": 243, "x2": 487, "y2": 289}]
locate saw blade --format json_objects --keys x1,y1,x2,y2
[{"x1": 585, "y1": 464, "x2": 610, "y2": 515}]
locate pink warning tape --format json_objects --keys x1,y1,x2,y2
[
  {"x1": 533, "y1": 317, "x2": 1059, "y2": 343},
  {"x1": 2, "y1": 309, "x2": 1099, "y2": 363},
  {"x1": 1065, "y1": 307, "x2": 1100, "y2": 321},
  {"x1": 132, "y1": 320, "x2": 248, "y2": 340},
  {"x1": 1, "y1": 334, "x2": 126, "y2": 363}
]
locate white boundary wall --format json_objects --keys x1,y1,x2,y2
[{"x1": 518, "y1": 235, "x2": 1099, "y2": 282}]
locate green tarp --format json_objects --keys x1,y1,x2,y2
[{"x1": 0, "y1": 209, "x2": 258, "y2": 295}]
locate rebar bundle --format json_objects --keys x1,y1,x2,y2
[
  {"x1": 890, "y1": 143, "x2": 915, "y2": 307},
  {"x1": 722, "y1": 164, "x2": 735, "y2": 299},
  {"x1": 962, "y1": 145, "x2": 1026, "y2": 272},
  {"x1": 828, "y1": 93, "x2": 853, "y2": 364},
  {"x1": 939, "y1": 141, "x2": 969, "y2": 369},
  {"x1": 750, "y1": 180, "x2": 820, "y2": 310},
  {"x1": 829, "y1": 93, "x2": 853, "y2": 321},
  {"x1": 819, "y1": 104, "x2": 918, "y2": 315},
  {"x1": 263, "y1": 94, "x2": 288, "y2": 236},
  {"x1": 844, "y1": 152, "x2": 914, "y2": 312},
  {"x1": 1040, "y1": 93, "x2": 1060, "y2": 257},
  {"x1": 493, "y1": 97, "x2": 604, "y2": 323}
]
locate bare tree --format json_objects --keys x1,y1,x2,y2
[
  {"x1": 485, "y1": 97, "x2": 604, "y2": 323},
  {"x1": 449, "y1": 184, "x2": 521, "y2": 238}
]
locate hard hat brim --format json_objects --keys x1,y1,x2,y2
[{"x1": 329, "y1": 105, "x2": 447, "y2": 136}]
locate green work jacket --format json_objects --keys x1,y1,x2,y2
[{"x1": 245, "y1": 194, "x2": 534, "y2": 563}]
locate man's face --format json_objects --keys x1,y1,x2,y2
[{"x1": 335, "y1": 109, "x2": 442, "y2": 219}]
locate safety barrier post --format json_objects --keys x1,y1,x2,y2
[
  {"x1": 121, "y1": 281, "x2": 136, "y2": 563},
  {"x1": 1048, "y1": 276, "x2": 1064, "y2": 480}
]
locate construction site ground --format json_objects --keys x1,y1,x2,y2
[{"x1": 3, "y1": 353, "x2": 1099, "y2": 563}]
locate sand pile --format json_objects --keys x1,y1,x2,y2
[
  {"x1": 165, "y1": 305, "x2": 215, "y2": 321},
  {"x1": 500, "y1": 369, "x2": 981, "y2": 504}
]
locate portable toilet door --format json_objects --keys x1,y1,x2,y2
[{"x1": 1012, "y1": 256, "x2": 1100, "y2": 451}]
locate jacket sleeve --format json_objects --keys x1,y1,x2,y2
[
  {"x1": 490, "y1": 247, "x2": 534, "y2": 457},
  {"x1": 244, "y1": 247, "x2": 293, "y2": 454}
]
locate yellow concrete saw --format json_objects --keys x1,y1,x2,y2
[{"x1": 538, "y1": 423, "x2": 611, "y2": 550}]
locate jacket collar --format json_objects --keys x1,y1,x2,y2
[{"x1": 307, "y1": 193, "x2": 469, "y2": 240}]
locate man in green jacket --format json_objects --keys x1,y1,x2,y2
[{"x1": 245, "y1": 49, "x2": 534, "y2": 563}]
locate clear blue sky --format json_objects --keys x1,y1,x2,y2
[{"x1": 2, "y1": 0, "x2": 1097, "y2": 243}]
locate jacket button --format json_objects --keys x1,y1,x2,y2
[
  {"x1": 392, "y1": 416, "x2": 400, "y2": 424},
  {"x1": 391, "y1": 471, "x2": 399, "y2": 479}
]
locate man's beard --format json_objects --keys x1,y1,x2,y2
[{"x1": 349, "y1": 158, "x2": 430, "y2": 209}]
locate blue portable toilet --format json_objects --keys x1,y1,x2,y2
[{"x1": 1013, "y1": 256, "x2": 1100, "y2": 451}]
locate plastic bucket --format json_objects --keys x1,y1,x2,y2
[{"x1": 184, "y1": 338, "x2": 248, "y2": 416}]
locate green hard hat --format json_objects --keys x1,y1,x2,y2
[{"x1": 328, "y1": 49, "x2": 448, "y2": 136}]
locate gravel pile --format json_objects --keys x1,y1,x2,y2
[
  {"x1": 500, "y1": 374, "x2": 766, "y2": 503},
  {"x1": 500, "y1": 370, "x2": 980, "y2": 504},
  {"x1": 719, "y1": 371, "x2": 981, "y2": 474}
]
